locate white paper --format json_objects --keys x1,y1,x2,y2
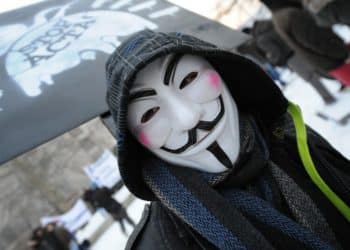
[{"x1": 84, "y1": 150, "x2": 121, "y2": 188}]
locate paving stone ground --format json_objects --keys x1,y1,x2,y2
[{"x1": 0, "y1": 118, "x2": 116, "y2": 250}]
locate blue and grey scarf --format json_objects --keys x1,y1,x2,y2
[{"x1": 142, "y1": 115, "x2": 339, "y2": 249}]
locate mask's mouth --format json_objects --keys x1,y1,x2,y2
[{"x1": 161, "y1": 96, "x2": 224, "y2": 154}]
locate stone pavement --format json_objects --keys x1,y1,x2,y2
[{"x1": 0, "y1": 118, "x2": 116, "y2": 250}]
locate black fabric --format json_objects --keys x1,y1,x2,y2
[
  {"x1": 125, "y1": 205, "x2": 150, "y2": 250},
  {"x1": 251, "y1": 20, "x2": 293, "y2": 66},
  {"x1": 260, "y1": 0, "x2": 303, "y2": 11},
  {"x1": 236, "y1": 39, "x2": 267, "y2": 64},
  {"x1": 269, "y1": 132, "x2": 350, "y2": 248},
  {"x1": 83, "y1": 187, "x2": 134, "y2": 227},
  {"x1": 129, "y1": 202, "x2": 207, "y2": 250},
  {"x1": 306, "y1": 129, "x2": 350, "y2": 206},
  {"x1": 281, "y1": 122, "x2": 350, "y2": 207},
  {"x1": 83, "y1": 187, "x2": 116, "y2": 212},
  {"x1": 310, "y1": 145, "x2": 350, "y2": 206}
]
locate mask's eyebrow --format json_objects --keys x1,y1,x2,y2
[
  {"x1": 163, "y1": 54, "x2": 183, "y2": 85},
  {"x1": 129, "y1": 89, "x2": 157, "y2": 102}
]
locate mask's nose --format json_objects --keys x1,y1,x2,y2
[{"x1": 164, "y1": 93, "x2": 201, "y2": 132}]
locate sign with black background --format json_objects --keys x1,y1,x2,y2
[{"x1": 0, "y1": 0, "x2": 247, "y2": 164}]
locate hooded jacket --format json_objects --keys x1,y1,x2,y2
[{"x1": 105, "y1": 30, "x2": 350, "y2": 249}]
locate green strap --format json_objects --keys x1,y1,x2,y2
[{"x1": 287, "y1": 102, "x2": 350, "y2": 222}]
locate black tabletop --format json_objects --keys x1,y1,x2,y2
[{"x1": 0, "y1": 0, "x2": 248, "y2": 164}]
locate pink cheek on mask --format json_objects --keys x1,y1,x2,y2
[
  {"x1": 208, "y1": 71, "x2": 221, "y2": 90},
  {"x1": 138, "y1": 131, "x2": 151, "y2": 147}
]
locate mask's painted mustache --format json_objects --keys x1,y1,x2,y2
[
  {"x1": 161, "y1": 128, "x2": 197, "y2": 154},
  {"x1": 196, "y1": 96, "x2": 224, "y2": 131},
  {"x1": 161, "y1": 96, "x2": 224, "y2": 154}
]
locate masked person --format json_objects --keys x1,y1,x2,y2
[
  {"x1": 105, "y1": 30, "x2": 350, "y2": 249},
  {"x1": 238, "y1": 20, "x2": 337, "y2": 104}
]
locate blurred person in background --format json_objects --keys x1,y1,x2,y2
[
  {"x1": 27, "y1": 222, "x2": 80, "y2": 250},
  {"x1": 272, "y1": 7, "x2": 350, "y2": 87},
  {"x1": 83, "y1": 186, "x2": 135, "y2": 234},
  {"x1": 238, "y1": 20, "x2": 338, "y2": 104},
  {"x1": 259, "y1": 1, "x2": 350, "y2": 88}
]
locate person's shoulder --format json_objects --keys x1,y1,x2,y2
[
  {"x1": 124, "y1": 203, "x2": 149, "y2": 249},
  {"x1": 125, "y1": 202, "x2": 174, "y2": 250},
  {"x1": 126, "y1": 201, "x2": 205, "y2": 250}
]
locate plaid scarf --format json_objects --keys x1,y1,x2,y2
[{"x1": 142, "y1": 115, "x2": 338, "y2": 249}]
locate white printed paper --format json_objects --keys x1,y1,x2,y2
[{"x1": 84, "y1": 149, "x2": 121, "y2": 188}]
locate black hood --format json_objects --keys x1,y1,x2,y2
[{"x1": 105, "y1": 30, "x2": 288, "y2": 200}]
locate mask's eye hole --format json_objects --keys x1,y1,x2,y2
[
  {"x1": 141, "y1": 107, "x2": 160, "y2": 123},
  {"x1": 179, "y1": 72, "x2": 198, "y2": 89}
]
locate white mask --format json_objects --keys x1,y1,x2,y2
[{"x1": 127, "y1": 54, "x2": 240, "y2": 173}]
